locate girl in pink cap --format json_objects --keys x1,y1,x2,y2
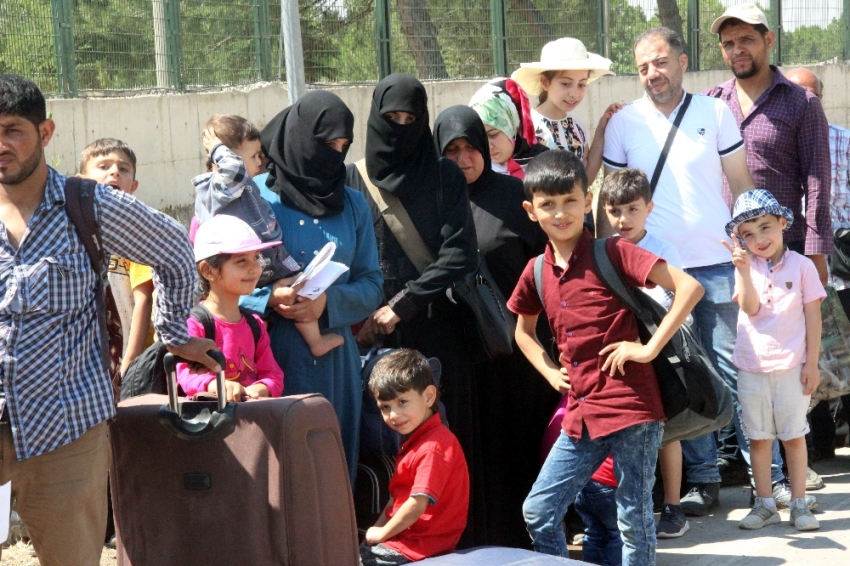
[{"x1": 176, "y1": 214, "x2": 288, "y2": 401}]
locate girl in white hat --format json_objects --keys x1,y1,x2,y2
[{"x1": 512, "y1": 37, "x2": 619, "y2": 183}]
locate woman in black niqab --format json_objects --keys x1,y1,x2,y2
[
  {"x1": 261, "y1": 89, "x2": 354, "y2": 218},
  {"x1": 434, "y1": 106, "x2": 558, "y2": 549},
  {"x1": 346, "y1": 74, "x2": 485, "y2": 548}
]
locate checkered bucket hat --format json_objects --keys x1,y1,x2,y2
[{"x1": 725, "y1": 189, "x2": 794, "y2": 237}]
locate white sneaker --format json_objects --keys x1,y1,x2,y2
[
  {"x1": 791, "y1": 504, "x2": 820, "y2": 531},
  {"x1": 739, "y1": 497, "x2": 781, "y2": 530}
]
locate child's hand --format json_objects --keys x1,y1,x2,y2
[
  {"x1": 364, "y1": 526, "x2": 386, "y2": 546},
  {"x1": 801, "y1": 359, "x2": 820, "y2": 396},
  {"x1": 202, "y1": 127, "x2": 224, "y2": 155},
  {"x1": 596, "y1": 102, "x2": 624, "y2": 131},
  {"x1": 546, "y1": 352, "x2": 570, "y2": 393},
  {"x1": 208, "y1": 380, "x2": 256, "y2": 402},
  {"x1": 599, "y1": 341, "x2": 655, "y2": 377},
  {"x1": 722, "y1": 238, "x2": 750, "y2": 272}
]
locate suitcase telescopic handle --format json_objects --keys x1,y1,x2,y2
[
  {"x1": 163, "y1": 350, "x2": 227, "y2": 412},
  {"x1": 159, "y1": 351, "x2": 236, "y2": 441}
]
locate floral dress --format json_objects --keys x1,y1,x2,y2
[{"x1": 532, "y1": 107, "x2": 588, "y2": 159}]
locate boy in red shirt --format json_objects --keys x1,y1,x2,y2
[
  {"x1": 361, "y1": 349, "x2": 469, "y2": 565},
  {"x1": 508, "y1": 151, "x2": 703, "y2": 564}
]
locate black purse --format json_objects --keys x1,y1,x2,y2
[
  {"x1": 355, "y1": 160, "x2": 514, "y2": 362},
  {"x1": 830, "y1": 228, "x2": 850, "y2": 280}
]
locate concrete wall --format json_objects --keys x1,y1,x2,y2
[{"x1": 45, "y1": 64, "x2": 850, "y2": 221}]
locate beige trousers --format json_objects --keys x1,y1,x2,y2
[{"x1": 0, "y1": 421, "x2": 108, "y2": 566}]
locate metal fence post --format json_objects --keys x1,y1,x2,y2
[
  {"x1": 253, "y1": 0, "x2": 273, "y2": 81},
  {"x1": 770, "y1": 0, "x2": 782, "y2": 65},
  {"x1": 50, "y1": 0, "x2": 77, "y2": 97},
  {"x1": 687, "y1": 0, "x2": 700, "y2": 71},
  {"x1": 490, "y1": 0, "x2": 508, "y2": 77},
  {"x1": 165, "y1": 0, "x2": 184, "y2": 90},
  {"x1": 596, "y1": 0, "x2": 610, "y2": 60},
  {"x1": 375, "y1": 0, "x2": 392, "y2": 80},
  {"x1": 844, "y1": 0, "x2": 850, "y2": 61}
]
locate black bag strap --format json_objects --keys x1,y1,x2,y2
[
  {"x1": 590, "y1": 239, "x2": 659, "y2": 335},
  {"x1": 189, "y1": 304, "x2": 261, "y2": 347},
  {"x1": 63, "y1": 177, "x2": 115, "y2": 373},
  {"x1": 649, "y1": 93, "x2": 692, "y2": 196},
  {"x1": 533, "y1": 254, "x2": 545, "y2": 304}
]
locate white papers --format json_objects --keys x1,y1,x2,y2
[
  {"x1": 290, "y1": 241, "x2": 349, "y2": 300},
  {"x1": 0, "y1": 482, "x2": 10, "y2": 542}
]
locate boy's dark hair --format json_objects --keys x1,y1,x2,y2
[
  {"x1": 204, "y1": 114, "x2": 261, "y2": 172},
  {"x1": 717, "y1": 18, "x2": 769, "y2": 39},
  {"x1": 196, "y1": 253, "x2": 232, "y2": 300},
  {"x1": 634, "y1": 27, "x2": 685, "y2": 56},
  {"x1": 79, "y1": 138, "x2": 138, "y2": 177},
  {"x1": 0, "y1": 74, "x2": 47, "y2": 128},
  {"x1": 523, "y1": 150, "x2": 588, "y2": 200},
  {"x1": 369, "y1": 349, "x2": 438, "y2": 403},
  {"x1": 599, "y1": 168, "x2": 652, "y2": 208}
]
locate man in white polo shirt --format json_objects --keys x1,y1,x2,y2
[{"x1": 600, "y1": 27, "x2": 754, "y2": 520}]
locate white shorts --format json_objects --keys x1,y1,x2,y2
[{"x1": 738, "y1": 365, "x2": 811, "y2": 442}]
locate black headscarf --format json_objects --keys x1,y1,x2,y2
[
  {"x1": 433, "y1": 105, "x2": 494, "y2": 195},
  {"x1": 261, "y1": 90, "x2": 354, "y2": 218},
  {"x1": 365, "y1": 74, "x2": 439, "y2": 198}
]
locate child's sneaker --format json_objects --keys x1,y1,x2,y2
[
  {"x1": 656, "y1": 504, "x2": 689, "y2": 538},
  {"x1": 739, "y1": 498, "x2": 781, "y2": 529},
  {"x1": 790, "y1": 504, "x2": 820, "y2": 531}
]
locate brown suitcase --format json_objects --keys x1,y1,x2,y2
[{"x1": 109, "y1": 353, "x2": 359, "y2": 566}]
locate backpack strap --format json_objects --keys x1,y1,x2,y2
[
  {"x1": 190, "y1": 305, "x2": 261, "y2": 347},
  {"x1": 590, "y1": 239, "x2": 659, "y2": 334},
  {"x1": 533, "y1": 254, "x2": 545, "y2": 305},
  {"x1": 63, "y1": 177, "x2": 123, "y2": 393},
  {"x1": 649, "y1": 93, "x2": 692, "y2": 197},
  {"x1": 240, "y1": 308, "x2": 262, "y2": 346},
  {"x1": 190, "y1": 305, "x2": 217, "y2": 343}
]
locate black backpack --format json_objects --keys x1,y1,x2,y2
[
  {"x1": 532, "y1": 239, "x2": 734, "y2": 445},
  {"x1": 119, "y1": 305, "x2": 261, "y2": 400}
]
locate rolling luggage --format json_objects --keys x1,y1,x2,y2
[{"x1": 109, "y1": 353, "x2": 359, "y2": 566}]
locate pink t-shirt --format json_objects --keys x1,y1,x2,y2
[
  {"x1": 176, "y1": 311, "x2": 284, "y2": 398},
  {"x1": 733, "y1": 250, "x2": 826, "y2": 373}
]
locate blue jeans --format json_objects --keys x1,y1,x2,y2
[
  {"x1": 574, "y1": 480, "x2": 622, "y2": 566},
  {"x1": 681, "y1": 263, "x2": 784, "y2": 485},
  {"x1": 523, "y1": 421, "x2": 663, "y2": 564}
]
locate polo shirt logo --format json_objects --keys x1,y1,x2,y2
[
  {"x1": 786, "y1": 282, "x2": 792, "y2": 289},
  {"x1": 697, "y1": 128, "x2": 706, "y2": 136}
]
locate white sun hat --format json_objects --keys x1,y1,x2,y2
[{"x1": 511, "y1": 38, "x2": 614, "y2": 96}]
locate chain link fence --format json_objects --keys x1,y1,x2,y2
[{"x1": 3, "y1": 0, "x2": 850, "y2": 97}]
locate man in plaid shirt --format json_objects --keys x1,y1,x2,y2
[{"x1": 0, "y1": 74, "x2": 219, "y2": 565}]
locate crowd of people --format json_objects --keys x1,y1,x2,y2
[{"x1": 0, "y1": 3, "x2": 847, "y2": 566}]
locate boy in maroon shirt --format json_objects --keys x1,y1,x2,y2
[
  {"x1": 361, "y1": 349, "x2": 469, "y2": 565},
  {"x1": 508, "y1": 151, "x2": 703, "y2": 563}
]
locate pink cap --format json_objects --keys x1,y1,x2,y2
[{"x1": 193, "y1": 214, "x2": 280, "y2": 262}]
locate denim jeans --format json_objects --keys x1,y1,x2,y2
[
  {"x1": 574, "y1": 480, "x2": 623, "y2": 566},
  {"x1": 681, "y1": 262, "x2": 785, "y2": 485},
  {"x1": 523, "y1": 421, "x2": 663, "y2": 564}
]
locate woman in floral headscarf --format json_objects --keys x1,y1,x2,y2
[{"x1": 469, "y1": 78, "x2": 549, "y2": 180}]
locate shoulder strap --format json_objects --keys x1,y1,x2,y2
[
  {"x1": 240, "y1": 308, "x2": 262, "y2": 346},
  {"x1": 649, "y1": 93, "x2": 692, "y2": 196},
  {"x1": 64, "y1": 176, "x2": 123, "y2": 386},
  {"x1": 190, "y1": 305, "x2": 217, "y2": 343},
  {"x1": 63, "y1": 177, "x2": 104, "y2": 272},
  {"x1": 533, "y1": 254, "x2": 545, "y2": 305},
  {"x1": 590, "y1": 239, "x2": 658, "y2": 333},
  {"x1": 355, "y1": 159, "x2": 435, "y2": 274}
]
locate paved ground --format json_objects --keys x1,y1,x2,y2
[
  {"x1": 655, "y1": 447, "x2": 850, "y2": 565},
  {"x1": 2, "y1": 448, "x2": 846, "y2": 565}
]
